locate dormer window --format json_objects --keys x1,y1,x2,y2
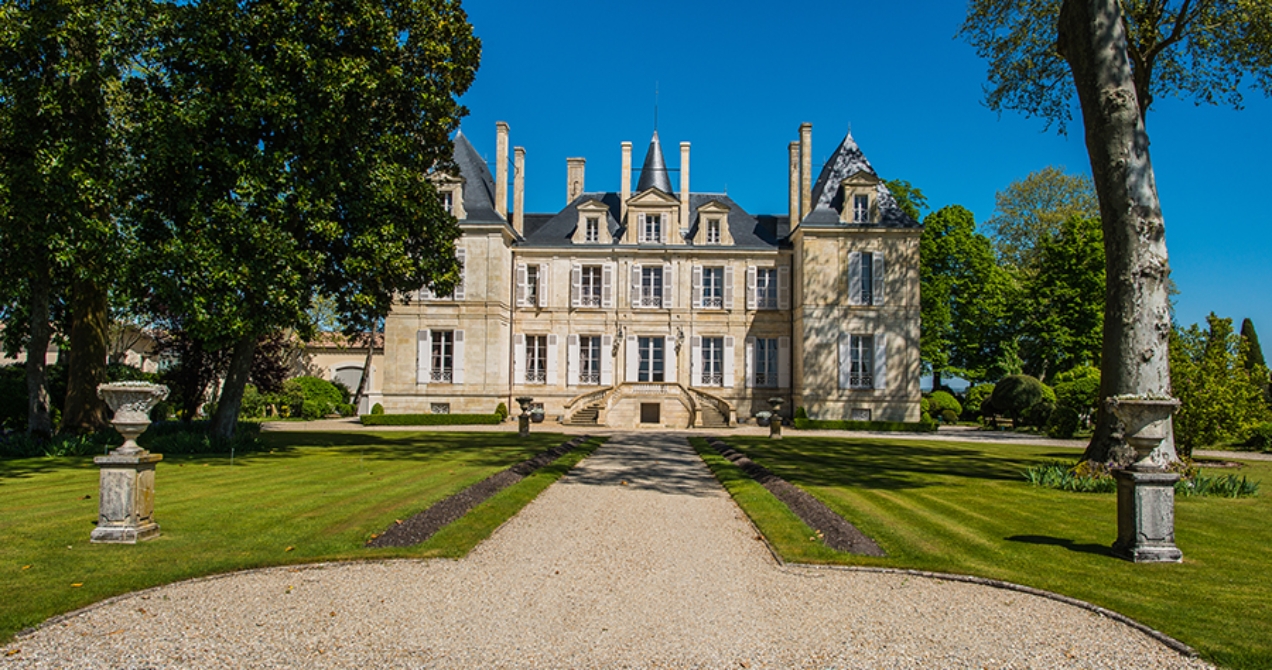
[
  {"x1": 853, "y1": 194, "x2": 870, "y2": 223},
  {"x1": 706, "y1": 219, "x2": 721, "y2": 244},
  {"x1": 442, "y1": 191, "x2": 454, "y2": 216},
  {"x1": 585, "y1": 217, "x2": 600, "y2": 242},
  {"x1": 642, "y1": 213, "x2": 662, "y2": 243}
]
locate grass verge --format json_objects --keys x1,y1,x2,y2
[
  {"x1": 691, "y1": 435, "x2": 1270, "y2": 670},
  {"x1": 0, "y1": 431, "x2": 601, "y2": 644}
]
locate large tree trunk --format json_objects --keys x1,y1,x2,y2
[
  {"x1": 1058, "y1": 0, "x2": 1175, "y2": 466},
  {"x1": 25, "y1": 264, "x2": 54, "y2": 440},
  {"x1": 351, "y1": 327, "x2": 376, "y2": 414},
  {"x1": 211, "y1": 334, "x2": 257, "y2": 440},
  {"x1": 62, "y1": 277, "x2": 111, "y2": 433}
]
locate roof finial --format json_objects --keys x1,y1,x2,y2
[{"x1": 654, "y1": 81, "x2": 659, "y2": 132}]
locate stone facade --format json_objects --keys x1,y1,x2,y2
[{"x1": 380, "y1": 122, "x2": 923, "y2": 428}]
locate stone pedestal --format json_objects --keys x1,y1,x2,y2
[
  {"x1": 1112, "y1": 469, "x2": 1182, "y2": 563},
  {"x1": 769, "y1": 418, "x2": 782, "y2": 439},
  {"x1": 91, "y1": 451, "x2": 163, "y2": 543},
  {"x1": 518, "y1": 415, "x2": 530, "y2": 438}
]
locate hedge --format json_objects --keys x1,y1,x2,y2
[
  {"x1": 793, "y1": 418, "x2": 938, "y2": 432},
  {"x1": 359, "y1": 413, "x2": 504, "y2": 426}
]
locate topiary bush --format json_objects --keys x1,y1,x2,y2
[
  {"x1": 1053, "y1": 365, "x2": 1101, "y2": 421},
  {"x1": 940, "y1": 409, "x2": 959, "y2": 424},
  {"x1": 1046, "y1": 406, "x2": 1082, "y2": 439},
  {"x1": 963, "y1": 383, "x2": 995, "y2": 419},
  {"x1": 494, "y1": 402, "x2": 508, "y2": 420},
  {"x1": 990, "y1": 375, "x2": 1051, "y2": 427},
  {"x1": 287, "y1": 376, "x2": 344, "y2": 420},
  {"x1": 360, "y1": 413, "x2": 502, "y2": 426},
  {"x1": 1024, "y1": 400, "x2": 1056, "y2": 428},
  {"x1": 920, "y1": 397, "x2": 931, "y2": 415},
  {"x1": 370, "y1": 403, "x2": 385, "y2": 415},
  {"x1": 928, "y1": 391, "x2": 962, "y2": 419},
  {"x1": 794, "y1": 406, "x2": 808, "y2": 420}
]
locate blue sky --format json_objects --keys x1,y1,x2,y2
[{"x1": 456, "y1": 0, "x2": 1272, "y2": 336}]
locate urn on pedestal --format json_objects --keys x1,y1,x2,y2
[
  {"x1": 516, "y1": 396, "x2": 534, "y2": 438},
  {"x1": 1105, "y1": 395, "x2": 1183, "y2": 563},
  {"x1": 91, "y1": 382, "x2": 169, "y2": 544}
]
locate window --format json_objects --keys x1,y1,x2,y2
[
  {"x1": 580, "y1": 266, "x2": 602, "y2": 307},
  {"x1": 754, "y1": 338, "x2": 778, "y2": 388},
  {"x1": 701, "y1": 267, "x2": 724, "y2": 308},
  {"x1": 849, "y1": 252, "x2": 883, "y2": 307},
  {"x1": 641, "y1": 213, "x2": 662, "y2": 243},
  {"x1": 851, "y1": 408, "x2": 872, "y2": 421},
  {"x1": 579, "y1": 336, "x2": 601, "y2": 385},
  {"x1": 860, "y1": 252, "x2": 874, "y2": 306},
  {"x1": 430, "y1": 331, "x2": 454, "y2": 383},
  {"x1": 441, "y1": 191, "x2": 454, "y2": 216},
  {"x1": 526, "y1": 265, "x2": 540, "y2": 306},
  {"x1": 639, "y1": 267, "x2": 663, "y2": 308},
  {"x1": 525, "y1": 335, "x2": 547, "y2": 384},
  {"x1": 756, "y1": 268, "x2": 778, "y2": 309},
  {"x1": 431, "y1": 403, "x2": 450, "y2": 415},
  {"x1": 637, "y1": 336, "x2": 665, "y2": 382},
  {"x1": 585, "y1": 217, "x2": 600, "y2": 243},
  {"x1": 853, "y1": 194, "x2": 870, "y2": 223},
  {"x1": 701, "y1": 337, "x2": 724, "y2": 386},
  {"x1": 706, "y1": 219, "x2": 721, "y2": 244},
  {"x1": 849, "y1": 334, "x2": 874, "y2": 389}
]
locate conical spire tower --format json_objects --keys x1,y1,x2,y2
[{"x1": 635, "y1": 131, "x2": 674, "y2": 194}]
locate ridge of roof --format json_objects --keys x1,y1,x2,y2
[
  {"x1": 452, "y1": 131, "x2": 505, "y2": 222},
  {"x1": 635, "y1": 131, "x2": 674, "y2": 195}
]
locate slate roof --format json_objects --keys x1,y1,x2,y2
[
  {"x1": 518, "y1": 192, "x2": 782, "y2": 249},
  {"x1": 805, "y1": 132, "x2": 919, "y2": 228},
  {"x1": 635, "y1": 131, "x2": 674, "y2": 195},
  {"x1": 452, "y1": 131, "x2": 506, "y2": 224}
]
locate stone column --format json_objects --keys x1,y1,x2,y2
[{"x1": 495, "y1": 121, "x2": 509, "y2": 219}]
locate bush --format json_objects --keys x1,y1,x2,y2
[
  {"x1": 371, "y1": 403, "x2": 385, "y2": 415},
  {"x1": 0, "y1": 430, "x2": 117, "y2": 459},
  {"x1": 989, "y1": 375, "x2": 1051, "y2": 426},
  {"x1": 1053, "y1": 365, "x2": 1101, "y2": 420},
  {"x1": 1046, "y1": 406, "x2": 1082, "y2": 439},
  {"x1": 963, "y1": 383, "x2": 994, "y2": 419},
  {"x1": 792, "y1": 418, "x2": 938, "y2": 433},
  {"x1": 1246, "y1": 422, "x2": 1272, "y2": 452},
  {"x1": 359, "y1": 413, "x2": 503, "y2": 426},
  {"x1": 1022, "y1": 461, "x2": 1117, "y2": 493},
  {"x1": 1176, "y1": 473, "x2": 1261, "y2": 498},
  {"x1": 928, "y1": 391, "x2": 962, "y2": 418},
  {"x1": 940, "y1": 409, "x2": 959, "y2": 424},
  {"x1": 240, "y1": 384, "x2": 266, "y2": 419},
  {"x1": 794, "y1": 406, "x2": 808, "y2": 420},
  {"x1": 1024, "y1": 400, "x2": 1056, "y2": 428},
  {"x1": 0, "y1": 365, "x2": 27, "y2": 432},
  {"x1": 139, "y1": 421, "x2": 264, "y2": 455},
  {"x1": 494, "y1": 402, "x2": 508, "y2": 420},
  {"x1": 272, "y1": 376, "x2": 345, "y2": 420},
  {"x1": 106, "y1": 362, "x2": 158, "y2": 384},
  {"x1": 920, "y1": 397, "x2": 931, "y2": 415}
]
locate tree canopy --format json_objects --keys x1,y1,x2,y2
[
  {"x1": 1017, "y1": 214, "x2": 1105, "y2": 380},
  {"x1": 984, "y1": 166, "x2": 1099, "y2": 267}
]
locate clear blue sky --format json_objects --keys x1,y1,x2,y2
[{"x1": 456, "y1": 0, "x2": 1272, "y2": 337}]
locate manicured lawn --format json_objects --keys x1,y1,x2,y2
[
  {"x1": 692, "y1": 436, "x2": 1271, "y2": 670},
  {"x1": 0, "y1": 430, "x2": 601, "y2": 644}
]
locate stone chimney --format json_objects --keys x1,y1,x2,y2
[
  {"x1": 799, "y1": 123, "x2": 812, "y2": 220},
  {"x1": 513, "y1": 147, "x2": 525, "y2": 234},
  {"x1": 566, "y1": 157, "x2": 585, "y2": 204},
  {"x1": 620, "y1": 141, "x2": 632, "y2": 222},
  {"x1": 495, "y1": 121, "x2": 509, "y2": 219},
  {"x1": 788, "y1": 141, "x2": 800, "y2": 224},
  {"x1": 679, "y1": 142, "x2": 690, "y2": 229}
]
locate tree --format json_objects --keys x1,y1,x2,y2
[
  {"x1": 131, "y1": 0, "x2": 480, "y2": 438},
  {"x1": 885, "y1": 179, "x2": 929, "y2": 222},
  {"x1": 1169, "y1": 314, "x2": 1271, "y2": 457},
  {"x1": 1240, "y1": 318, "x2": 1266, "y2": 372},
  {"x1": 985, "y1": 166, "x2": 1098, "y2": 267},
  {"x1": 1018, "y1": 215, "x2": 1105, "y2": 380},
  {"x1": 919, "y1": 205, "x2": 1016, "y2": 385},
  {"x1": 961, "y1": 0, "x2": 1272, "y2": 464}
]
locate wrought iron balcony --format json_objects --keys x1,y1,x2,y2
[
  {"x1": 429, "y1": 368, "x2": 453, "y2": 383},
  {"x1": 526, "y1": 369, "x2": 547, "y2": 384}
]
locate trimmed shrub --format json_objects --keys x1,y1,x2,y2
[
  {"x1": 285, "y1": 376, "x2": 344, "y2": 420},
  {"x1": 1046, "y1": 406, "x2": 1082, "y2": 439},
  {"x1": 1053, "y1": 365, "x2": 1101, "y2": 419},
  {"x1": 240, "y1": 384, "x2": 266, "y2": 419},
  {"x1": 963, "y1": 383, "x2": 995, "y2": 419},
  {"x1": 360, "y1": 413, "x2": 503, "y2": 426},
  {"x1": 940, "y1": 409, "x2": 959, "y2": 424},
  {"x1": 1246, "y1": 422, "x2": 1272, "y2": 452},
  {"x1": 370, "y1": 403, "x2": 385, "y2": 415},
  {"x1": 794, "y1": 406, "x2": 808, "y2": 420},
  {"x1": 920, "y1": 397, "x2": 931, "y2": 415},
  {"x1": 494, "y1": 402, "x2": 508, "y2": 420},
  {"x1": 928, "y1": 391, "x2": 962, "y2": 418},
  {"x1": 990, "y1": 375, "x2": 1051, "y2": 426},
  {"x1": 792, "y1": 418, "x2": 938, "y2": 433},
  {"x1": 1024, "y1": 400, "x2": 1056, "y2": 428}
]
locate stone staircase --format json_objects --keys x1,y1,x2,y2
[
  {"x1": 564, "y1": 401, "x2": 604, "y2": 426},
  {"x1": 699, "y1": 404, "x2": 730, "y2": 428}
]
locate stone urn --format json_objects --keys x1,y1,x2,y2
[
  {"x1": 92, "y1": 382, "x2": 169, "y2": 544},
  {"x1": 767, "y1": 397, "x2": 785, "y2": 439},
  {"x1": 1105, "y1": 395, "x2": 1183, "y2": 563},
  {"x1": 516, "y1": 396, "x2": 534, "y2": 438}
]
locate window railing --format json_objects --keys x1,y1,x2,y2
[
  {"x1": 430, "y1": 368, "x2": 453, "y2": 383},
  {"x1": 849, "y1": 374, "x2": 874, "y2": 389},
  {"x1": 579, "y1": 371, "x2": 601, "y2": 385},
  {"x1": 579, "y1": 294, "x2": 601, "y2": 308},
  {"x1": 638, "y1": 292, "x2": 663, "y2": 308},
  {"x1": 701, "y1": 296, "x2": 723, "y2": 309},
  {"x1": 754, "y1": 372, "x2": 778, "y2": 388},
  {"x1": 526, "y1": 369, "x2": 546, "y2": 384},
  {"x1": 700, "y1": 372, "x2": 723, "y2": 387}
]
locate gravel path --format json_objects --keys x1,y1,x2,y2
[{"x1": 4, "y1": 433, "x2": 1211, "y2": 669}]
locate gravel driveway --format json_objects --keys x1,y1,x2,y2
[{"x1": 4, "y1": 433, "x2": 1210, "y2": 669}]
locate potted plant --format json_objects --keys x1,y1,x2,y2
[
  {"x1": 754, "y1": 410, "x2": 772, "y2": 427},
  {"x1": 530, "y1": 407, "x2": 546, "y2": 423}
]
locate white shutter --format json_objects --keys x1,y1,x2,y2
[
  {"x1": 416, "y1": 330, "x2": 431, "y2": 384},
  {"x1": 516, "y1": 263, "x2": 528, "y2": 307},
  {"x1": 514, "y1": 333, "x2": 526, "y2": 383},
  {"x1": 691, "y1": 336, "x2": 702, "y2": 386},
  {"x1": 602, "y1": 262, "x2": 615, "y2": 308},
  {"x1": 538, "y1": 263, "x2": 549, "y2": 308},
  {"x1": 874, "y1": 333, "x2": 887, "y2": 390},
  {"x1": 571, "y1": 263, "x2": 582, "y2": 308},
  {"x1": 637, "y1": 213, "x2": 647, "y2": 243},
  {"x1": 664, "y1": 335, "x2": 676, "y2": 383},
  {"x1": 625, "y1": 335, "x2": 639, "y2": 381},
  {"x1": 631, "y1": 263, "x2": 641, "y2": 308},
  {"x1": 567, "y1": 334, "x2": 580, "y2": 386},
  {"x1": 872, "y1": 252, "x2": 885, "y2": 306},
  {"x1": 452, "y1": 330, "x2": 465, "y2": 384},
  {"x1": 745, "y1": 336, "x2": 755, "y2": 388},
  {"x1": 778, "y1": 336, "x2": 791, "y2": 388},
  {"x1": 838, "y1": 333, "x2": 852, "y2": 389},
  {"x1": 662, "y1": 263, "x2": 673, "y2": 308},
  {"x1": 848, "y1": 252, "x2": 862, "y2": 306},
  {"x1": 778, "y1": 266, "x2": 790, "y2": 310},
  {"x1": 692, "y1": 265, "x2": 703, "y2": 308},
  {"x1": 746, "y1": 266, "x2": 757, "y2": 310},
  {"x1": 724, "y1": 265, "x2": 734, "y2": 310},
  {"x1": 723, "y1": 336, "x2": 735, "y2": 388},
  {"x1": 546, "y1": 333, "x2": 559, "y2": 386},
  {"x1": 601, "y1": 335, "x2": 614, "y2": 385},
  {"x1": 661, "y1": 214, "x2": 668, "y2": 244},
  {"x1": 453, "y1": 248, "x2": 466, "y2": 301}
]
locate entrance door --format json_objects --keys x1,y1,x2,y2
[{"x1": 640, "y1": 402, "x2": 661, "y2": 424}]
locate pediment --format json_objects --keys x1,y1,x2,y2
[
  {"x1": 696, "y1": 200, "x2": 731, "y2": 214},
  {"x1": 840, "y1": 170, "x2": 880, "y2": 187},
  {"x1": 577, "y1": 199, "x2": 610, "y2": 213},
  {"x1": 628, "y1": 188, "x2": 679, "y2": 206}
]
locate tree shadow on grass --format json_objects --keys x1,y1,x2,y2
[
  {"x1": 262, "y1": 430, "x2": 571, "y2": 470},
  {"x1": 732, "y1": 437, "x2": 1042, "y2": 490},
  {"x1": 1006, "y1": 534, "x2": 1114, "y2": 558}
]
